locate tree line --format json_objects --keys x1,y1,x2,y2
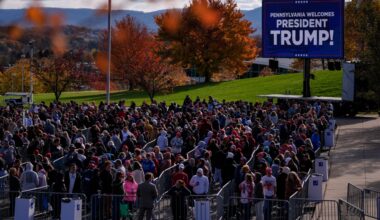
[{"x1": 0, "y1": 0, "x2": 379, "y2": 108}]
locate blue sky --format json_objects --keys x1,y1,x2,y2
[{"x1": 0, "y1": 0, "x2": 262, "y2": 12}]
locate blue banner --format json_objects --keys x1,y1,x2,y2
[{"x1": 262, "y1": 0, "x2": 344, "y2": 58}]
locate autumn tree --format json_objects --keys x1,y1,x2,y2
[
  {"x1": 98, "y1": 16, "x2": 151, "y2": 90},
  {"x1": 32, "y1": 50, "x2": 86, "y2": 101},
  {"x1": 345, "y1": 0, "x2": 380, "y2": 107},
  {"x1": 133, "y1": 45, "x2": 188, "y2": 102},
  {"x1": 155, "y1": 0, "x2": 258, "y2": 83},
  {"x1": 98, "y1": 16, "x2": 188, "y2": 101},
  {"x1": 0, "y1": 58, "x2": 47, "y2": 94}
]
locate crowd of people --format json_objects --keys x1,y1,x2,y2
[{"x1": 0, "y1": 96, "x2": 333, "y2": 219}]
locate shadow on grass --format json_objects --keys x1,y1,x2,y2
[
  {"x1": 56, "y1": 82, "x2": 223, "y2": 103},
  {"x1": 58, "y1": 90, "x2": 149, "y2": 102},
  {"x1": 172, "y1": 81, "x2": 222, "y2": 93}
]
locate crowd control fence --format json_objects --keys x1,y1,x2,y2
[
  {"x1": 289, "y1": 198, "x2": 340, "y2": 220},
  {"x1": 226, "y1": 197, "x2": 289, "y2": 220},
  {"x1": 347, "y1": 183, "x2": 364, "y2": 212},
  {"x1": 363, "y1": 188, "x2": 380, "y2": 219},
  {"x1": 142, "y1": 139, "x2": 157, "y2": 152},
  {"x1": 339, "y1": 199, "x2": 365, "y2": 220},
  {"x1": 348, "y1": 183, "x2": 380, "y2": 219},
  {"x1": 21, "y1": 190, "x2": 86, "y2": 220}
]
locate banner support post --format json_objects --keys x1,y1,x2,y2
[{"x1": 303, "y1": 58, "x2": 311, "y2": 97}]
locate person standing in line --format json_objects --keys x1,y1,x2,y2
[
  {"x1": 171, "y1": 163, "x2": 189, "y2": 187},
  {"x1": 137, "y1": 172, "x2": 158, "y2": 220},
  {"x1": 254, "y1": 172, "x2": 264, "y2": 220},
  {"x1": 239, "y1": 173, "x2": 255, "y2": 220},
  {"x1": 64, "y1": 163, "x2": 82, "y2": 194},
  {"x1": 189, "y1": 168, "x2": 209, "y2": 195},
  {"x1": 99, "y1": 160, "x2": 114, "y2": 218},
  {"x1": 168, "y1": 180, "x2": 191, "y2": 220},
  {"x1": 36, "y1": 163, "x2": 47, "y2": 187},
  {"x1": 9, "y1": 168, "x2": 20, "y2": 216},
  {"x1": 123, "y1": 173, "x2": 138, "y2": 219},
  {"x1": 261, "y1": 168, "x2": 276, "y2": 220},
  {"x1": 132, "y1": 161, "x2": 145, "y2": 185},
  {"x1": 112, "y1": 171, "x2": 125, "y2": 220},
  {"x1": 20, "y1": 162, "x2": 39, "y2": 191}
]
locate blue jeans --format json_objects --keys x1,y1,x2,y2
[{"x1": 263, "y1": 196, "x2": 273, "y2": 220}]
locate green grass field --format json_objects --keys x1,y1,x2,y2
[{"x1": 33, "y1": 70, "x2": 342, "y2": 105}]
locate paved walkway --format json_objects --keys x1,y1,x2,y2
[{"x1": 324, "y1": 115, "x2": 380, "y2": 201}]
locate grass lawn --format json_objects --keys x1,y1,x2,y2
[{"x1": 33, "y1": 70, "x2": 342, "y2": 105}]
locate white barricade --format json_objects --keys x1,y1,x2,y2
[
  {"x1": 194, "y1": 199, "x2": 211, "y2": 220},
  {"x1": 61, "y1": 198, "x2": 82, "y2": 220},
  {"x1": 315, "y1": 157, "x2": 329, "y2": 181},
  {"x1": 324, "y1": 119, "x2": 336, "y2": 149},
  {"x1": 15, "y1": 197, "x2": 35, "y2": 220},
  {"x1": 308, "y1": 174, "x2": 323, "y2": 200}
]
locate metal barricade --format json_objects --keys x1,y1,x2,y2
[
  {"x1": 289, "y1": 172, "x2": 311, "y2": 200},
  {"x1": 0, "y1": 174, "x2": 9, "y2": 194},
  {"x1": 82, "y1": 128, "x2": 90, "y2": 143},
  {"x1": 227, "y1": 197, "x2": 289, "y2": 220},
  {"x1": 153, "y1": 192, "x2": 171, "y2": 220},
  {"x1": 347, "y1": 183, "x2": 364, "y2": 211},
  {"x1": 142, "y1": 139, "x2": 157, "y2": 152},
  {"x1": 153, "y1": 193, "x2": 223, "y2": 220},
  {"x1": 216, "y1": 180, "x2": 236, "y2": 218},
  {"x1": 186, "y1": 146, "x2": 198, "y2": 160},
  {"x1": 19, "y1": 190, "x2": 87, "y2": 220},
  {"x1": 289, "y1": 198, "x2": 339, "y2": 220},
  {"x1": 189, "y1": 194, "x2": 223, "y2": 220},
  {"x1": 246, "y1": 147, "x2": 259, "y2": 170},
  {"x1": 90, "y1": 194, "x2": 137, "y2": 220},
  {"x1": 52, "y1": 156, "x2": 66, "y2": 171},
  {"x1": 339, "y1": 199, "x2": 365, "y2": 220},
  {"x1": 0, "y1": 190, "x2": 21, "y2": 219},
  {"x1": 363, "y1": 188, "x2": 380, "y2": 218},
  {"x1": 154, "y1": 192, "x2": 192, "y2": 220},
  {"x1": 154, "y1": 163, "x2": 181, "y2": 196}
]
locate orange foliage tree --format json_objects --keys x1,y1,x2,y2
[
  {"x1": 98, "y1": 16, "x2": 188, "y2": 101},
  {"x1": 98, "y1": 16, "x2": 152, "y2": 90},
  {"x1": 155, "y1": 0, "x2": 258, "y2": 82},
  {"x1": 133, "y1": 43, "x2": 188, "y2": 102}
]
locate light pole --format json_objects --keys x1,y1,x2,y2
[
  {"x1": 106, "y1": 0, "x2": 112, "y2": 105},
  {"x1": 21, "y1": 54, "x2": 25, "y2": 92},
  {"x1": 29, "y1": 40, "x2": 34, "y2": 103}
]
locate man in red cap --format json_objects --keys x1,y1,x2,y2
[{"x1": 261, "y1": 167, "x2": 276, "y2": 220}]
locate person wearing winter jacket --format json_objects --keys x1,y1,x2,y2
[
  {"x1": 170, "y1": 132, "x2": 184, "y2": 155},
  {"x1": 157, "y1": 130, "x2": 168, "y2": 151},
  {"x1": 20, "y1": 162, "x2": 39, "y2": 191},
  {"x1": 123, "y1": 172, "x2": 138, "y2": 217}
]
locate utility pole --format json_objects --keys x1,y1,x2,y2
[{"x1": 106, "y1": 0, "x2": 112, "y2": 105}]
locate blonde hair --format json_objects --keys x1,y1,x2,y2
[{"x1": 242, "y1": 165, "x2": 250, "y2": 173}]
